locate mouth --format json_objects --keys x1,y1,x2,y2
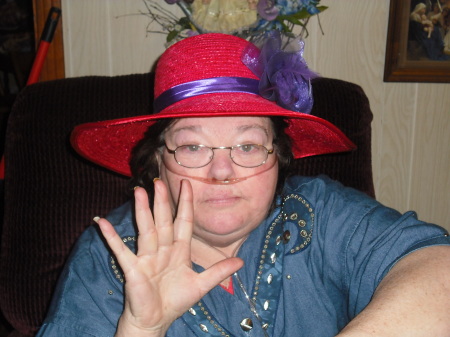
[
  {"x1": 203, "y1": 194, "x2": 241, "y2": 206},
  {"x1": 194, "y1": 177, "x2": 247, "y2": 184}
]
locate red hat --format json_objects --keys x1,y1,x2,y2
[{"x1": 71, "y1": 33, "x2": 355, "y2": 177}]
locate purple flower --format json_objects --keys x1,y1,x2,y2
[
  {"x1": 243, "y1": 31, "x2": 318, "y2": 113},
  {"x1": 257, "y1": 0, "x2": 280, "y2": 21}
]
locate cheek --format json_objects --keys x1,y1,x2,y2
[
  {"x1": 159, "y1": 163, "x2": 182, "y2": 214},
  {"x1": 253, "y1": 166, "x2": 278, "y2": 202},
  {"x1": 240, "y1": 163, "x2": 278, "y2": 213}
]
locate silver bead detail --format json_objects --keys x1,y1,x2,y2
[
  {"x1": 270, "y1": 252, "x2": 277, "y2": 264},
  {"x1": 189, "y1": 307, "x2": 197, "y2": 316},
  {"x1": 264, "y1": 300, "x2": 270, "y2": 310},
  {"x1": 199, "y1": 323, "x2": 208, "y2": 332},
  {"x1": 267, "y1": 273, "x2": 273, "y2": 284},
  {"x1": 240, "y1": 318, "x2": 253, "y2": 331},
  {"x1": 276, "y1": 235, "x2": 282, "y2": 245},
  {"x1": 283, "y1": 230, "x2": 291, "y2": 243}
]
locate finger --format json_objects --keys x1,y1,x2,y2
[
  {"x1": 153, "y1": 179, "x2": 174, "y2": 247},
  {"x1": 134, "y1": 187, "x2": 158, "y2": 256},
  {"x1": 96, "y1": 217, "x2": 136, "y2": 274},
  {"x1": 197, "y1": 257, "x2": 244, "y2": 295},
  {"x1": 174, "y1": 179, "x2": 194, "y2": 243}
]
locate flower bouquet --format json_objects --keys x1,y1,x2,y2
[
  {"x1": 142, "y1": 0, "x2": 327, "y2": 45},
  {"x1": 139, "y1": 0, "x2": 326, "y2": 114}
]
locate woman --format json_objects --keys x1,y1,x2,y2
[
  {"x1": 410, "y1": 2, "x2": 434, "y2": 38},
  {"x1": 37, "y1": 33, "x2": 450, "y2": 337}
]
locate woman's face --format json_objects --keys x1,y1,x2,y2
[{"x1": 158, "y1": 116, "x2": 279, "y2": 253}]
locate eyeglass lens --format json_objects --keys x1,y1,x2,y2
[{"x1": 172, "y1": 145, "x2": 271, "y2": 168}]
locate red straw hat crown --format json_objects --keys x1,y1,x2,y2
[
  {"x1": 71, "y1": 33, "x2": 355, "y2": 176},
  {"x1": 155, "y1": 33, "x2": 259, "y2": 96},
  {"x1": 153, "y1": 33, "x2": 290, "y2": 116}
]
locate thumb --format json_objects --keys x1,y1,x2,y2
[{"x1": 196, "y1": 257, "x2": 244, "y2": 294}]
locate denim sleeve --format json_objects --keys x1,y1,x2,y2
[
  {"x1": 287, "y1": 175, "x2": 450, "y2": 318},
  {"x1": 344, "y1": 206, "x2": 449, "y2": 316},
  {"x1": 36, "y1": 321, "x2": 104, "y2": 337}
]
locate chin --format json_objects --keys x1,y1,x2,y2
[{"x1": 194, "y1": 216, "x2": 258, "y2": 245}]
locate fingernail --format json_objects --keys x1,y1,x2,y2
[
  {"x1": 153, "y1": 177, "x2": 160, "y2": 183},
  {"x1": 133, "y1": 186, "x2": 140, "y2": 190},
  {"x1": 93, "y1": 216, "x2": 101, "y2": 223}
]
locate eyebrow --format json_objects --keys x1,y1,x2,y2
[
  {"x1": 170, "y1": 123, "x2": 270, "y2": 137},
  {"x1": 237, "y1": 124, "x2": 270, "y2": 137},
  {"x1": 170, "y1": 125, "x2": 202, "y2": 135}
]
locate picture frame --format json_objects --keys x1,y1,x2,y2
[{"x1": 384, "y1": 0, "x2": 450, "y2": 83}]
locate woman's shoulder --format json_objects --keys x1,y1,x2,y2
[
  {"x1": 282, "y1": 175, "x2": 388, "y2": 229},
  {"x1": 284, "y1": 175, "x2": 375, "y2": 202},
  {"x1": 76, "y1": 201, "x2": 136, "y2": 252},
  {"x1": 62, "y1": 201, "x2": 137, "y2": 280},
  {"x1": 38, "y1": 203, "x2": 135, "y2": 336}
]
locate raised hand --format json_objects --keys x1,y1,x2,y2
[{"x1": 97, "y1": 179, "x2": 244, "y2": 337}]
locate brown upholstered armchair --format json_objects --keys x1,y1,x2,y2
[{"x1": 0, "y1": 74, "x2": 374, "y2": 337}]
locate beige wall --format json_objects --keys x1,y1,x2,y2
[{"x1": 61, "y1": 0, "x2": 450, "y2": 231}]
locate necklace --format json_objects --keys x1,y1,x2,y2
[
  {"x1": 191, "y1": 236, "x2": 272, "y2": 336},
  {"x1": 233, "y1": 271, "x2": 271, "y2": 337}
]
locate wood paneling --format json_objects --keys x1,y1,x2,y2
[
  {"x1": 62, "y1": 0, "x2": 177, "y2": 77},
  {"x1": 410, "y1": 84, "x2": 449, "y2": 224},
  {"x1": 60, "y1": 0, "x2": 450, "y2": 230}
]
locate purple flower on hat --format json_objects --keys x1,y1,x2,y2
[
  {"x1": 257, "y1": 0, "x2": 280, "y2": 21},
  {"x1": 243, "y1": 31, "x2": 318, "y2": 114}
]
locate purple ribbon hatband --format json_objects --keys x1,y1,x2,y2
[{"x1": 153, "y1": 77, "x2": 259, "y2": 113}]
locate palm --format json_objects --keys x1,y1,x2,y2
[{"x1": 97, "y1": 180, "x2": 243, "y2": 335}]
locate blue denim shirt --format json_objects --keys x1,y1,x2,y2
[{"x1": 36, "y1": 176, "x2": 450, "y2": 337}]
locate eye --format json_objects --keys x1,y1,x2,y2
[
  {"x1": 185, "y1": 145, "x2": 202, "y2": 152},
  {"x1": 238, "y1": 144, "x2": 258, "y2": 153}
]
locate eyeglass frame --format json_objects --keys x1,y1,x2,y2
[{"x1": 164, "y1": 143, "x2": 275, "y2": 168}]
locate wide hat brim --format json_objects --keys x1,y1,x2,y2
[
  {"x1": 71, "y1": 92, "x2": 356, "y2": 177},
  {"x1": 71, "y1": 33, "x2": 356, "y2": 177}
]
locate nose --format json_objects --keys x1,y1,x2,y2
[{"x1": 207, "y1": 148, "x2": 236, "y2": 181}]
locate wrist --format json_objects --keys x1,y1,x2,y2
[{"x1": 115, "y1": 315, "x2": 168, "y2": 337}]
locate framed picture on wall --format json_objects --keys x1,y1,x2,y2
[{"x1": 384, "y1": 0, "x2": 450, "y2": 82}]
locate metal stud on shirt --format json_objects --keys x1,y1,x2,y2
[
  {"x1": 240, "y1": 318, "x2": 253, "y2": 331},
  {"x1": 283, "y1": 230, "x2": 291, "y2": 243}
]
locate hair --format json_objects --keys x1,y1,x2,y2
[
  {"x1": 412, "y1": 3, "x2": 426, "y2": 13},
  {"x1": 129, "y1": 116, "x2": 293, "y2": 208}
]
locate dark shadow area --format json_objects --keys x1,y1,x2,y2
[{"x1": 0, "y1": 1, "x2": 35, "y2": 335}]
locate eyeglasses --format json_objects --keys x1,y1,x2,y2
[{"x1": 165, "y1": 144, "x2": 274, "y2": 168}]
